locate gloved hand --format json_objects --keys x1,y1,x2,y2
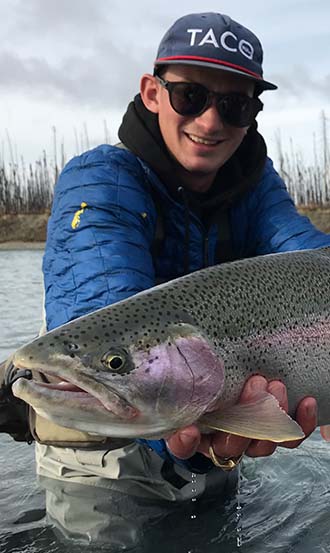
[{"x1": 0, "y1": 356, "x2": 33, "y2": 442}]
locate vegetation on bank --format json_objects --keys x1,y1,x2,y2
[
  {"x1": 275, "y1": 111, "x2": 330, "y2": 207},
  {"x1": 0, "y1": 152, "x2": 54, "y2": 215}
]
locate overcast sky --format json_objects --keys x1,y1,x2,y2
[{"x1": 0, "y1": 0, "x2": 329, "y2": 169}]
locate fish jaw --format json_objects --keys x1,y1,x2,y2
[{"x1": 11, "y1": 377, "x2": 177, "y2": 438}]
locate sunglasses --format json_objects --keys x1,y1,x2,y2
[{"x1": 156, "y1": 76, "x2": 263, "y2": 128}]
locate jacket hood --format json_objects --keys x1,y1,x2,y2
[{"x1": 118, "y1": 93, "x2": 267, "y2": 214}]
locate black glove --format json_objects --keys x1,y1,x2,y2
[{"x1": 0, "y1": 358, "x2": 34, "y2": 442}]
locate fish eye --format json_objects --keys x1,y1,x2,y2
[{"x1": 102, "y1": 352, "x2": 126, "y2": 371}]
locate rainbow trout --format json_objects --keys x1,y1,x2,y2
[{"x1": 11, "y1": 247, "x2": 330, "y2": 442}]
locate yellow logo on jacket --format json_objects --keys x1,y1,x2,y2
[{"x1": 71, "y1": 202, "x2": 88, "y2": 229}]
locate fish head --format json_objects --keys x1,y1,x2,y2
[{"x1": 12, "y1": 298, "x2": 225, "y2": 438}]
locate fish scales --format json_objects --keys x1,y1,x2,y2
[{"x1": 11, "y1": 248, "x2": 330, "y2": 439}]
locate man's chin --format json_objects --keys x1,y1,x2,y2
[{"x1": 177, "y1": 161, "x2": 224, "y2": 191}]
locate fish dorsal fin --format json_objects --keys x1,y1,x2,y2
[{"x1": 199, "y1": 391, "x2": 304, "y2": 443}]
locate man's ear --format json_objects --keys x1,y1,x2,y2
[{"x1": 140, "y1": 74, "x2": 160, "y2": 114}]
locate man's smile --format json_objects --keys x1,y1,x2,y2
[{"x1": 185, "y1": 132, "x2": 224, "y2": 146}]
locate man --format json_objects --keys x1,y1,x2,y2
[{"x1": 1, "y1": 11, "x2": 329, "y2": 547}]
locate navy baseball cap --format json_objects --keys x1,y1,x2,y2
[{"x1": 154, "y1": 13, "x2": 277, "y2": 92}]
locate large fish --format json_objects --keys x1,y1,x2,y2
[{"x1": 11, "y1": 247, "x2": 330, "y2": 442}]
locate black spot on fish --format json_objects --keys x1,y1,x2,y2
[{"x1": 67, "y1": 343, "x2": 80, "y2": 352}]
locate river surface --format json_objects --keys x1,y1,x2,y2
[{"x1": 0, "y1": 249, "x2": 330, "y2": 552}]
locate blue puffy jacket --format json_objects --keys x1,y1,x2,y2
[{"x1": 43, "y1": 144, "x2": 330, "y2": 472}]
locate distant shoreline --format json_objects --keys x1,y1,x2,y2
[{"x1": 0, "y1": 241, "x2": 45, "y2": 250}]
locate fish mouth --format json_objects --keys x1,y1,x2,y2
[
  {"x1": 12, "y1": 370, "x2": 139, "y2": 421},
  {"x1": 11, "y1": 374, "x2": 177, "y2": 439}
]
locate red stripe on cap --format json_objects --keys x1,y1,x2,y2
[{"x1": 155, "y1": 56, "x2": 262, "y2": 80}]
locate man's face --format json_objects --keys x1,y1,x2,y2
[{"x1": 152, "y1": 65, "x2": 255, "y2": 192}]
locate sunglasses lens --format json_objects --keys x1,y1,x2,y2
[
  {"x1": 164, "y1": 79, "x2": 263, "y2": 126},
  {"x1": 217, "y1": 95, "x2": 262, "y2": 127},
  {"x1": 170, "y1": 83, "x2": 208, "y2": 116}
]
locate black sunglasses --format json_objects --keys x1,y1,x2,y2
[{"x1": 156, "y1": 76, "x2": 263, "y2": 128}]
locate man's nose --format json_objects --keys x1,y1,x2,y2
[{"x1": 195, "y1": 101, "x2": 225, "y2": 131}]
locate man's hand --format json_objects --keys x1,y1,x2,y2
[{"x1": 166, "y1": 375, "x2": 318, "y2": 461}]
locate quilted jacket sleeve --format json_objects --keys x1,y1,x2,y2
[
  {"x1": 247, "y1": 158, "x2": 330, "y2": 254},
  {"x1": 43, "y1": 145, "x2": 157, "y2": 331}
]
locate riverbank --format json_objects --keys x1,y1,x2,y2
[
  {"x1": 0, "y1": 208, "x2": 329, "y2": 248},
  {"x1": 0, "y1": 213, "x2": 49, "y2": 245},
  {"x1": 298, "y1": 207, "x2": 330, "y2": 233}
]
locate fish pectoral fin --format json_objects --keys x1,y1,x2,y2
[
  {"x1": 320, "y1": 425, "x2": 330, "y2": 442},
  {"x1": 199, "y1": 391, "x2": 305, "y2": 443}
]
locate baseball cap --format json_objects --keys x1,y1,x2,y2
[{"x1": 154, "y1": 13, "x2": 277, "y2": 92}]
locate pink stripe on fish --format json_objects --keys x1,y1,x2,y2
[{"x1": 251, "y1": 318, "x2": 330, "y2": 349}]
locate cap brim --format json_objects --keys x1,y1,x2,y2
[{"x1": 154, "y1": 59, "x2": 277, "y2": 91}]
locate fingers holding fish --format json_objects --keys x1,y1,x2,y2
[
  {"x1": 203, "y1": 432, "x2": 250, "y2": 461},
  {"x1": 244, "y1": 378, "x2": 288, "y2": 456},
  {"x1": 168, "y1": 376, "x2": 314, "y2": 464},
  {"x1": 245, "y1": 439, "x2": 277, "y2": 457},
  {"x1": 244, "y1": 384, "x2": 317, "y2": 454},
  {"x1": 165, "y1": 425, "x2": 201, "y2": 459},
  {"x1": 239, "y1": 376, "x2": 282, "y2": 458},
  {"x1": 166, "y1": 423, "x2": 250, "y2": 462},
  {"x1": 279, "y1": 396, "x2": 317, "y2": 449},
  {"x1": 167, "y1": 376, "x2": 290, "y2": 463},
  {"x1": 206, "y1": 376, "x2": 288, "y2": 460}
]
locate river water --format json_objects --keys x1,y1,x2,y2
[{"x1": 1, "y1": 249, "x2": 330, "y2": 553}]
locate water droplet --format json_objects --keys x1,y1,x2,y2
[
  {"x1": 236, "y1": 464, "x2": 244, "y2": 548},
  {"x1": 189, "y1": 472, "x2": 198, "y2": 522}
]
